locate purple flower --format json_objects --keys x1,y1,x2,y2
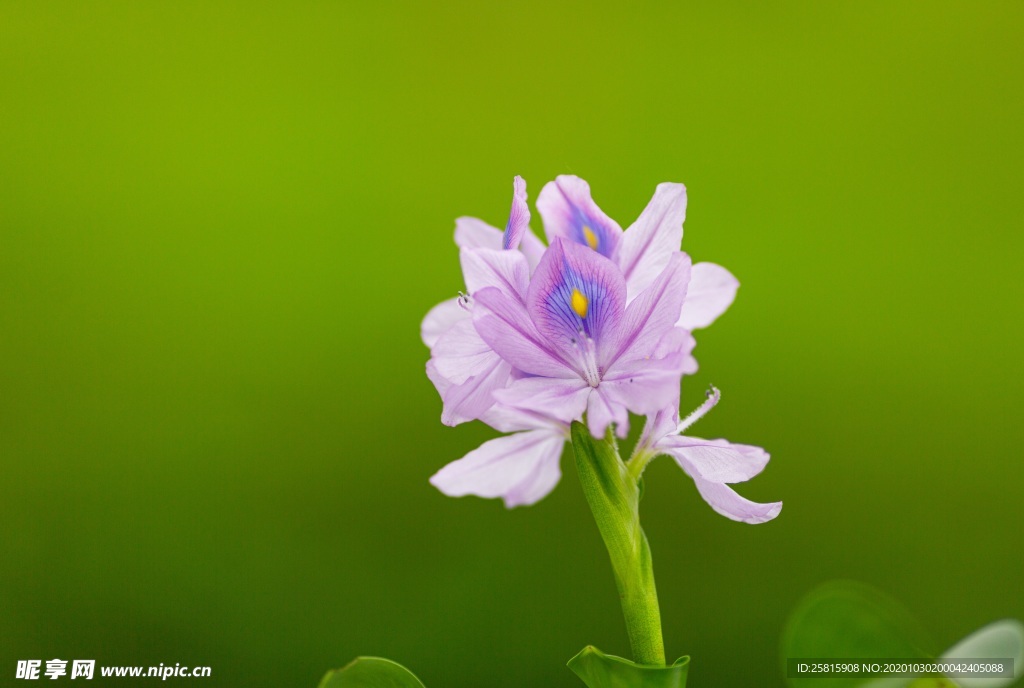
[
  {"x1": 422, "y1": 175, "x2": 763, "y2": 510},
  {"x1": 634, "y1": 387, "x2": 782, "y2": 524}
]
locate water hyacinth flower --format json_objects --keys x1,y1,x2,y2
[{"x1": 422, "y1": 175, "x2": 769, "y2": 514}]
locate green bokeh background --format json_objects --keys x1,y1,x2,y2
[{"x1": 2, "y1": 3, "x2": 1022, "y2": 686}]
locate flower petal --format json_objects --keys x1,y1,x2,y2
[
  {"x1": 677, "y1": 262, "x2": 739, "y2": 330},
  {"x1": 941, "y1": 620, "x2": 1024, "y2": 688},
  {"x1": 502, "y1": 175, "x2": 530, "y2": 250},
  {"x1": 526, "y1": 238, "x2": 626, "y2": 365},
  {"x1": 659, "y1": 436, "x2": 770, "y2": 483},
  {"x1": 439, "y1": 357, "x2": 512, "y2": 426},
  {"x1": 619, "y1": 183, "x2": 687, "y2": 299},
  {"x1": 654, "y1": 326, "x2": 698, "y2": 377},
  {"x1": 537, "y1": 175, "x2": 623, "y2": 261},
  {"x1": 492, "y1": 376, "x2": 591, "y2": 425},
  {"x1": 430, "y1": 429, "x2": 565, "y2": 508},
  {"x1": 607, "y1": 252, "x2": 691, "y2": 366},
  {"x1": 454, "y1": 217, "x2": 502, "y2": 250},
  {"x1": 688, "y1": 477, "x2": 782, "y2": 524},
  {"x1": 598, "y1": 352, "x2": 687, "y2": 416},
  {"x1": 479, "y1": 403, "x2": 566, "y2": 434},
  {"x1": 460, "y1": 247, "x2": 530, "y2": 299},
  {"x1": 431, "y1": 319, "x2": 497, "y2": 385},
  {"x1": 586, "y1": 387, "x2": 630, "y2": 438},
  {"x1": 421, "y1": 297, "x2": 469, "y2": 348},
  {"x1": 473, "y1": 286, "x2": 575, "y2": 378}
]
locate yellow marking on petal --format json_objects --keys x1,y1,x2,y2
[
  {"x1": 571, "y1": 288, "x2": 589, "y2": 319},
  {"x1": 582, "y1": 225, "x2": 599, "y2": 250}
]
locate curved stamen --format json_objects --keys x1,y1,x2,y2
[{"x1": 677, "y1": 385, "x2": 721, "y2": 434}]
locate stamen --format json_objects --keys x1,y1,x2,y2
[
  {"x1": 583, "y1": 225, "x2": 599, "y2": 251},
  {"x1": 677, "y1": 386, "x2": 721, "y2": 433},
  {"x1": 571, "y1": 288, "x2": 589, "y2": 318},
  {"x1": 571, "y1": 332, "x2": 602, "y2": 387},
  {"x1": 457, "y1": 290, "x2": 473, "y2": 310}
]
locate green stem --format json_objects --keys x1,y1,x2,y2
[{"x1": 571, "y1": 422, "x2": 666, "y2": 666}]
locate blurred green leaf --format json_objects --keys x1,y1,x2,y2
[
  {"x1": 781, "y1": 581, "x2": 933, "y2": 688},
  {"x1": 569, "y1": 646, "x2": 689, "y2": 688},
  {"x1": 318, "y1": 657, "x2": 426, "y2": 688}
]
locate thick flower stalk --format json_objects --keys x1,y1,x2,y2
[{"x1": 421, "y1": 176, "x2": 781, "y2": 668}]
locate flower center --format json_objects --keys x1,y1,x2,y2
[
  {"x1": 571, "y1": 288, "x2": 589, "y2": 319},
  {"x1": 582, "y1": 225, "x2": 599, "y2": 251}
]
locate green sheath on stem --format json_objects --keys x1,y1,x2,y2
[{"x1": 571, "y1": 422, "x2": 666, "y2": 667}]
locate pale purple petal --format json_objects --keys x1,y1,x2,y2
[
  {"x1": 606, "y1": 252, "x2": 691, "y2": 366},
  {"x1": 460, "y1": 247, "x2": 530, "y2": 299},
  {"x1": 502, "y1": 175, "x2": 530, "y2": 250},
  {"x1": 430, "y1": 429, "x2": 565, "y2": 508},
  {"x1": 637, "y1": 406, "x2": 679, "y2": 452},
  {"x1": 439, "y1": 358, "x2": 512, "y2": 426},
  {"x1": 536, "y1": 175, "x2": 623, "y2": 261},
  {"x1": 599, "y1": 352, "x2": 687, "y2": 416},
  {"x1": 659, "y1": 436, "x2": 770, "y2": 483},
  {"x1": 492, "y1": 376, "x2": 591, "y2": 425},
  {"x1": 454, "y1": 217, "x2": 502, "y2": 250},
  {"x1": 526, "y1": 238, "x2": 626, "y2": 364},
  {"x1": 586, "y1": 387, "x2": 630, "y2": 438},
  {"x1": 473, "y1": 286, "x2": 576, "y2": 378},
  {"x1": 619, "y1": 183, "x2": 687, "y2": 299},
  {"x1": 689, "y1": 477, "x2": 782, "y2": 524},
  {"x1": 654, "y1": 327, "x2": 698, "y2": 377},
  {"x1": 421, "y1": 297, "x2": 469, "y2": 348},
  {"x1": 677, "y1": 262, "x2": 739, "y2": 330},
  {"x1": 479, "y1": 403, "x2": 566, "y2": 434},
  {"x1": 432, "y1": 319, "x2": 498, "y2": 384}
]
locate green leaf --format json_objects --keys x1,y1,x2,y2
[
  {"x1": 781, "y1": 581, "x2": 934, "y2": 688},
  {"x1": 318, "y1": 657, "x2": 426, "y2": 688},
  {"x1": 569, "y1": 645, "x2": 690, "y2": 688}
]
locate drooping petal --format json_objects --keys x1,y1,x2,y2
[
  {"x1": 537, "y1": 175, "x2": 623, "y2": 261},
  {"x1": 598, "y1": 351, "x2": 688, "y2": 417},
  {"x1": 431, "y1": 319, "x2": 498, "y2": 385},
  {"x1": 492, "y1": 376, "x2": 591, "y2": 425},
  {"x1": 659, "y1": 436, "x2": 770, "y2": 484},
  {"x1": 941, "y1": 620, "x2": 1024, "y2": 688},
  {"x1": 677, "y1": 262, "x2": 739, "y2": 330},
  {"x1": 502, "y1": 175, "x2": 530, "y2": 250},
  {"x1": 526, "y1": 238, "x2": 626, "y2": 366},
  {"x1": 619, "y1": 183, "x2": 687, "y2": 299},
  {"x1": 459, "y1": 247, "x2": 530, "y2": 299},
  {"x1": 586, "y1": 387, "x2": 630, "y2": 438},
  {"x1": 430, "y1": 429, "x2": 565, "y2": 508},
  {"x1": 439, "y1": 357, "x2": 512, "y2": 426},
  {"x1": 454, "y1": 216, "x2": 503, "y2": 250},
  {"x1": 606, "y1": 252, "x2": 691, "y2": 367},
  {"x1": 472, "y1": 286, "x2": 575, "y2": 378},
  {"x1": 688, "y1": 477, "x2": 782, "y2": 524},
  {"x1": 421, "y1": 297, "x2": 469, "y2": 348}
]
